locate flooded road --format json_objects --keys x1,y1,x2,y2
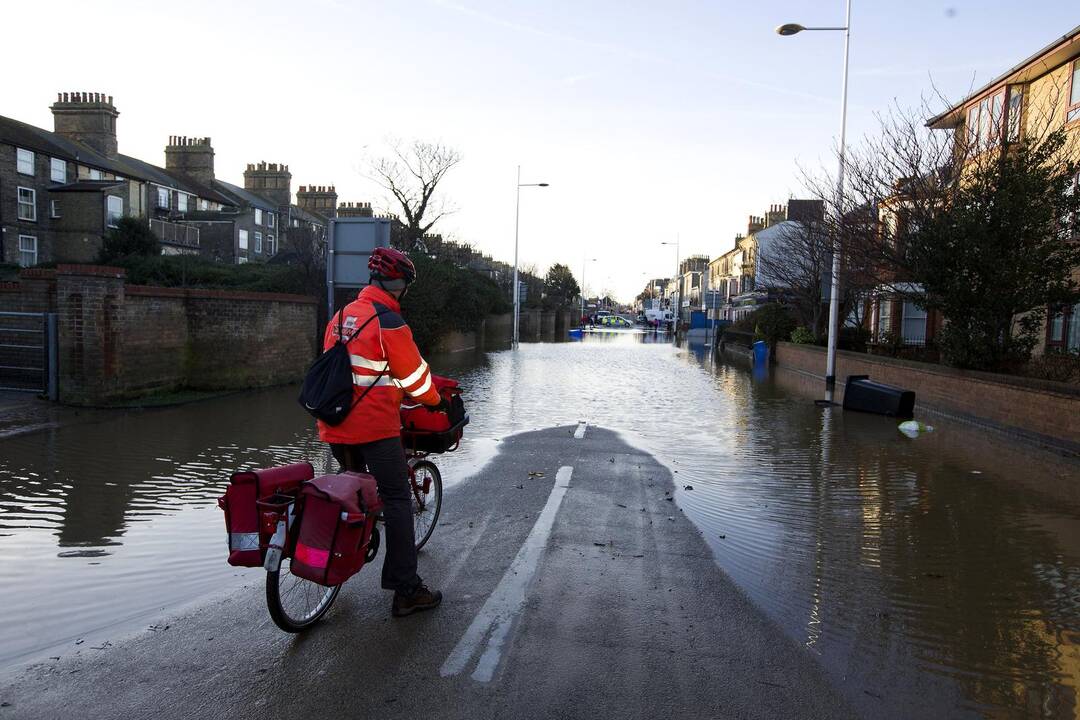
[{"x1": 2, "y1": 332, "x2": 1078, "y2": 717}]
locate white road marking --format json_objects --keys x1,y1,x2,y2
[
  {"x1": 574, "y1": 422, "x2": 587, "y2": 439},
  {"x1": 440, "y1": 465, "x2": 574, "y2": 681}
]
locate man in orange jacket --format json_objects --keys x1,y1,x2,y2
[{"x1": 318, "y1": 247, "x2": 444, "y2": 617}]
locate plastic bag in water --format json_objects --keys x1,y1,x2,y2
[{"x1": 898, "y1": 420, "x2": 934, "y2": 438}]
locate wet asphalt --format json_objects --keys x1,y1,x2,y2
[{"x1": 0, "y1": 425, "x2": 855, "y2": 719}]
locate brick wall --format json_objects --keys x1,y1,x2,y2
[
  {"x1": 19, "y1": 265, "x2": 318, "y2": 404},
  {"x1": 775, "y1": 341, "x2": 1080, "y2": 452}
]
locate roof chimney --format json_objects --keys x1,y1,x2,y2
[
  {"x1": 165, "y1": 136, "x2": 215, "y2": 185},
  {"x1": 243, "y1": 160, "x2": 292, "y2": 207},
  {"x1": 50, "y1": 91, "x2": 119, "y2": 157}
]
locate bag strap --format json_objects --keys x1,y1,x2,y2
[{"x1": 340, "y1": 308, "x2": 391, "y2": 413}]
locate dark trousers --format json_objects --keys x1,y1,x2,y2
[{"x1": 330, "y1": 438, "x2": 420, "y2": 594}]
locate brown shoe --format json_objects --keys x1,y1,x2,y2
[{"x1": 392, "y1": 584, "x2": 443, "y2": 617}]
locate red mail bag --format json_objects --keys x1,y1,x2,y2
[
  {"x1": 218, "y1": 462, "x2": 314, "y2": 567},
  {"x1": 290, "y1": 472, "x2": 383, "y2": 587}
]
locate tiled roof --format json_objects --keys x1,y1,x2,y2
[{"x1": 0, "y1": 114, "x2": 235, "y2": 207}]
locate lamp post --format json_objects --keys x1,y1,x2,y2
[
  {"x1": 512, "y1": 165, "x2": 549, "y2": 348},
  {"x1": 580, "y1": 255, "x2": 597, "y2": 326},
  {"x1": 777, "y1": 1, "x2": 852, "y2": 404},
  {"x1": 661, "y1": 237, "x2": 680, "y2": 341}
]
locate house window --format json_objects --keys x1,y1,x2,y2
[
  {"x1": 255, "y1": 231, "x2": 263, "y2": 254},
  {"x1": 16, "y1": 148, "x2": 34, "y2": 175},
  {"x1": 876, "y1": 298, "x2": 893, "y2": 339},
  {"x1": 1006, "y1": 86, "x2": 1023, "y2": 142},
  {"x1": 198, "y1": 198, "x2": 209, "y2": 211},
  {"x1": 156, "y1": 187, "x2": 170, "y2": 209},
  {"x1": 266, "y1": 234, "x2": 275, "y2": 255},
  {"x1": 18, "y1": 235, "x2": 38, "y2": 267},
  {"x1": 255, "y1": 208, "x2": 263, "y2": 225},
  {"x1": 177, "y1": 193, "x2": 188, "y2": 212},
  {"x1": 1048, "y1": 303, "x2": 1080, "y2": 352},
  {"x1": 88, "y1": 168, "x2": 103, "y2": 180},
  {"x1": 966, "y1": 89, "x2": 1006, "y2": 149},
  {"x1": 51, "y1": 157, "x2": 67, "y2": 183},
  {"x1": 50, "y1": 200, "x2": 61, "y2": 218},
  {"x1": 238, "y1": 228, "x2": 249, "y2": 250},
  {"x1": 268, "y1": 212, "x2": 275, "y2": 228},
  {"x1": 1069, "y1": 60, "x2": 1080, "y2": 123},
  {"x1": 237, "y1": 256, "x2": 249, "y2": 264},
  {"x1": 106, "y1": 196, "x2": 123, "y2": 228},
  {"x1": 292, "y1": 218, "x2": 299, "y2": 228},
  {"x1": 901, "y1": 301, "x2": 927, "y2": 345},
  {"x1": 17, "y1": 187, "x2": 36, "y2": 221}
]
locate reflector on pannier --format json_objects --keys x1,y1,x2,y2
[
  {"x1": 218, "y1": 462, "x2": 314, "y2": 567},
  {"x1": 400, "y1": 375, "x2": 468, "y2": 454},
  {"x1": 290, "y1": 473, "x2": 383, "y2": 587}
]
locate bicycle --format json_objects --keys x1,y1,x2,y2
[{"x1": 262, "y1": 447, "x2": 444, "y2": 633}]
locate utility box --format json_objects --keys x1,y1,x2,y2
[{"x1": 842, "y1": 375, "x2": 915, "y2": 418}]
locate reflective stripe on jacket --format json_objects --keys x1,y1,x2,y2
[{"x1": 317, "y1": 285, "x2": 441, "y2": 444}]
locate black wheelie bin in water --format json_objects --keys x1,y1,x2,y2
[{"x1": 842, "y1": 375, "x2": 915, "y2": 418}]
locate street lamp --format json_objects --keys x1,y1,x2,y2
[
  {"x1": 661, "y1": 238, "x2": 680, "y2": 341},
  {"x1": 777, "y1": 0, "x2": 852, "y2": 404},
  {"x1": 580, "y1": 255, "x2": 597, "y2": 326},
  {"x1": 512, "y1": 165, "x2": 550, "y2": 348}
]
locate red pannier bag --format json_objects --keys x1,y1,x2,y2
[
  {"x1": 290, "y1": 473, "x2": 383, "y2": 587},
  {"x1": 218, "y1": 462, "x2": 314, "y2": 567},
  {"x1": 401, "y1": 375, "x2": 468, "y2": 453}
]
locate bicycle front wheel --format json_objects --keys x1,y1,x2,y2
[
  {"x1": 266, "y1": 558, "x2": 341, "y2": 633},
  {"x1": 410, "y1": 460, "x2": 442, "y2": 550}
]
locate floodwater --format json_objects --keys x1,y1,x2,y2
[{"x1": 2, "y1": 332, "x2": 1079, "y2": 718}]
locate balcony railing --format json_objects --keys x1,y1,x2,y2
[{"x1": 150, "y1": 218, "x2": 199, "y2": 249}]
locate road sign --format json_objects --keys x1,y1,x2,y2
[{"x1": 326, "y1": 217, "x2": 391, "y2": 311}]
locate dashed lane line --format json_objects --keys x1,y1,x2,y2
[
  {"x1": 440, "y1": 465, "x2": 574, "y2": 682},
  {"x1": 574, "y1": 422, "x2": 587, "y2": 439}
]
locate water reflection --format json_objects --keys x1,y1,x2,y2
[{"x1": 1, "y1": 333, "x2": 1078, "y2": 719}]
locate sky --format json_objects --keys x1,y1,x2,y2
[{"x1": 5, "y1": 1, "x2": 1078, "y2": 300}]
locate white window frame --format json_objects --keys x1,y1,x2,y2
[
  {"x1": 106, "y1": 196, "x2": 124, "y2": 228},
  {"x1": 254, "y1": 208, "x2": 263, "y2": 226},
  {"x1": 254, "y1": 231, "x2": 263, "y2": 254},
  {"x1": 266, "y1": 233, "x2": 275, "y2": 256},
  {"x1": 50, "y1": 157, "x2": 67, "y2": 183},
  {"x1": 88, "y1": 168, "x2": 103, "y2": 180},
  {"x1": 198, "y1": 198, "x2": 209, "y2": 211},
  {"x1": 268, "y1": 212, "x2": 275, "y2": 228},
  {"x1": 18, "y1": 235, "x2": 38, "y2": 267},
  {"x1": 238, "y1": 228, "x2": 249, "y2": 250},
  {"x1": 50, "y1": 200, "x2": 61, "y2": 219},
  {"x1": 17, "y1": 187, "x2": 36, "y2": 222},
  {"x1": 177, "y1": 192, "x2": 189, "y2": 212},
  {"x1": 16, "y1": 148, "x2": 34, "y2": 176},
  {"x1": 237, "y1": 256, "x2": 249, "y2": 264},
  {"x1": 156, "y1": 187, "x2": 170, "y2": 209}
]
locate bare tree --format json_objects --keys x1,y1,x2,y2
[
  {"x1": 801, "y1": 86, "x2": 1080, "y2": 370},
  {"x1": 368, "y1": 139, "x2": 462, "y2": 252}
]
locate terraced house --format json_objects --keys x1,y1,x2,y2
[
  {"x1": 0, "y1": 92, "x2": 343, "y2": 268},
  {"x1": 923, "y1": 24, "x2": 1080, "y2": 355}
]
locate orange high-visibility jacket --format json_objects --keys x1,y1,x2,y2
[{"x1": 317, "y1": 285, "x2": 442, "y2": 445}]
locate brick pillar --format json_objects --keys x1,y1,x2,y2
[
  {"x1": 56, "y1": 265, "x2": 126, "y2": 405},
  {"x1": 17, "y1": 268, "x2": 58, "y2": 313}
]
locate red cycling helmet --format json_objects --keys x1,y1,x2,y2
[{"x1": 368, "y1": 247, "x2": 417, "y2": 287}]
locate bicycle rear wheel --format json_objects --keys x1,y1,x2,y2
[
  {"x1": 410, "y1": 460, "x2": 442, "y2": 550},
  {"x1": 266, "y1": 558, "x2": 341, "y2": 632}
]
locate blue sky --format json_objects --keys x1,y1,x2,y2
[{"x1": 7, "y1": 1, "x2": 1078, "y2": 299}]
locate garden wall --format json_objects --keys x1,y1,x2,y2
[{"x1": 775, "y1": 341, "x2": 1080, "y2": 453}]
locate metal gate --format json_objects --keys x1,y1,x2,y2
[{"x1": 0, "y1": 311, "x2": 58, "y2": 399}]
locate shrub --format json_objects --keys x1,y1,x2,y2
[
  {"x1": 736, "y1": 303, "x2": 796, "y2": 349},
  {"x1": 790, "y1": 326, "x2": 816, "y2": 344},
  {"x1": 99, "y1": 218, "x2": 160, "y2": 262}
]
